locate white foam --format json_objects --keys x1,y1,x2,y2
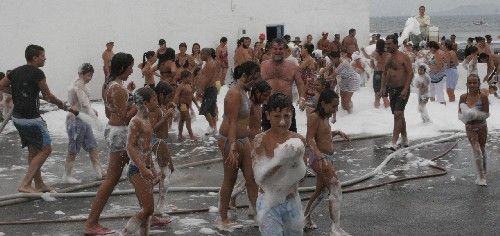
[
  {"x1": 253, "y1": 138, "x2": 306, "y2": 217},
  {"x1": 54, "y1": 210, "x2": 65, "y2": 215},
  {"x1": 208, "y1": 206, "x2": 219, "y2": 213},
  {"x1": 41, "y1": 193, "x2": 56, "y2": 202},
  {"x1": 198, "y1": 228, "x2": 216, "y2": 235},
  {"x1": 178, "y1": 218, "x2": 208, "y2": 227}
]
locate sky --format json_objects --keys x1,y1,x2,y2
[{"x1": 371, "y1": 0, "x2": 499, "y2": 17}]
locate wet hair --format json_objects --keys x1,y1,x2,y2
[
  {"x1": 133, "y1": 87, "x2": 155, "y2": 106},
  {"x1": 476, "y1": 37, "x2": 485, "y2": 43},
  {"x1": 283, "y1": 35, "x2": 291, "y2": 42},
  {"x1": 142, "y1": 51, "x2": 155, "y2": 68},
  {"x1": 210, "y1": 48, "x2": 216, "y2": 59},
  {"x1": 237, "y1": 37, "x2": 244, "y2": 47},
  {"x1": 180, "y1": 70, "x2": 192, "y2": 80},
  {"x1": 329, "y1": 51, "x2": 341, "y2": 59},
  {"x1": 418, "y1": 65, "x2": 427, "y2": 72},
  {"x1": 159, "y1": 39, "x2": 166, "y2": 45},
  {"x1": 375, "y1": 39, "x2": 386, "y2": 53},
  {"x1": 105, "y1": 52, "x2": 134, "y2": 85},
  {"x1": 441, "y1": 36, "x2": 446, "y2": 41},
  {"x1": 271, "y1": 38, "x2": 286, "y2": 47},
  {"x1": 427, "y1": 41, "x2": 440, "y2": 50},
  {"x1": 233, "y1": 61, "x2": 260, "y2": 81},
  {"x1": 266, "y1": 93, "x2": 292, "y2": 112},
  {"x1": 315, "y1": 89, "x2": 338, "y2": 119},
  {"x1": 469, "y1": 46, "x2": 478, "y2": 54},
  {"x1": 444, "y1": 39, "x2": 454, "y2": 50},
  {"x1": 478, "y1": 53, "x2": 489, "y2": 63},
  {"x1": 220, "y1": 37, "x2": 227, "y2": 43},
  {"x1": 191, "y1": 43, "x2": 200, "y2": 54},
  {"x1": 25, "y1": 44, "x2": 45, "y2": 62},
  {"x1": 250, "y1": 80, "x2": 271, "y2": 100},
  {"x1": 179, "y1": 42, "x2": 187, "y2": 48},
  {"x1": 154, "y1": 80, "x2": 173, "y2": 97},
  {"x1": 485, "y1": 35, "x2": 492, "y2": 40},
  {"x1": 254, "y1": 42, "x2": 261, "y2": 47},
  {"x1": 0, "y1": 72, "x2": 5, "y2": 79},
  {"x1": 349, "y1": 28, "x2": 356, "y2": 34},
  {"x1": 304, "y1": 44, "x2": 314, "y2": 55},
  {"x1": 466, "y1": 74, "x2": 481, "y2": 96},
  {"x1": 157, "y1": 48, "x2": 175, "y2": 66},
  {"x1": 467, "y1": 37, "x2": 474, "y2": 43},
  {"x1": 78, "y1": 63, "x2": 94, "y2": 75},
  {"x1": 385, "y1": 34, "x2": 398, "y2": 45}
]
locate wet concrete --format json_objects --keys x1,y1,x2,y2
[{"x1": 0, "y1": 131, "x2": 499, "y2": 235}]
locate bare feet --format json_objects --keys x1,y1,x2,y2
[
  {"x1": 84, "y1": 224, "x2": 115, "y2": 235},
  {"x1": 35, "y1": 184, "x2": 55, "y2": 193},
  {"x1": 189, "y1": 134, "x2": 197, "y2": 141},
  {"x1": 18, "y1": 185, "x2": 39, "y2": 193},
  {"x1": 178, "y1": 135, "x2": 185, "y2": 142}
]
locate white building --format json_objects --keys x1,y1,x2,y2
[{"x1": 0, "y1": 0, "x2": 370, "y2": 99}]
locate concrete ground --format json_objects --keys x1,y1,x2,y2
[{"x1": 0, "y1": 131, "x2": 499, "y2": 236}]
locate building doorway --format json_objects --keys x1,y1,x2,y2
[{"x1": 266, "y1": 25, "x2": 284, "y2": 41}]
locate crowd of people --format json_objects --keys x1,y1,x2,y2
[{"x1": 0, "y1": 5, "x2": 499, "y2": 235}]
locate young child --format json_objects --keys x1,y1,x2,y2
[
  {"x1": 173, "y1": 70, "x2": 198, "y2": 141},
  {"x1": 63, "y1": 63, "x2": 104, "y2": 183},
  {"x1": 458, "y1": 74, "x2": 490, "y2": 186},
  {"x1": 414, "y1": 64, "x2": 431, "y2": 123},
  {"x1": 124, "y1": 87, "x2": 158, "y2": 235},
  {"x1": 252, "y1": 93, "x2": 307, "y2": 236},
  {"x1": 303, "y1": 89, "x2": 349, "y2": 235},
  {"x1": 151, "y1": 81, "x2": 176, "y2": 212}
]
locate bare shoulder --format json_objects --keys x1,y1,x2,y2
[{"x1": 459, "y1": 93, "x2": 467, "y2": 102}]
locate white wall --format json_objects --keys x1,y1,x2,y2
[{"x1": 0, "y1": 0, "x2": 370, "y2": 100}]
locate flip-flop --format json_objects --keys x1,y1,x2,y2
[{"x1": 84, "y1": 225, "x2": 116, "y2": 235}]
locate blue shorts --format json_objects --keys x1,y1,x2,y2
[
  {"x1": 127, "y1": 163, "x2": 140, "y2": 178},
  {"x1": 256, "y1": 193, "x2": 304, "y2": 236},
  {"x1": 445, "y1": 67, "x2": 459, "y2": 89},
  {"x1": 12, "y1": 117, "x2": 51, "y2": 149},
  {"x1": 66, "y1": 117, "x2": 97, "y2": 154}
]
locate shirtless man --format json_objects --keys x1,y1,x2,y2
[
  {"x1": 303, "y1": 89, "x2": 349, "y2": 235},
  {"x1": 317, "y1": 32, "x2": 331, "y2": 54},
  {"x1": 198, "y1": 48, "x2": 220, "y2": 134},
  {"x1": 363, "y1": 39, "x2": 390, "y2": 108},
  {"x1": 330, "y1": 34, "x2": 342, "y2": 54},
  {"x1": 0, "y1": 45, "x2": 75, "y2": 193},
  {"x1": 85, "y1": 52, "x2": 137, "y2": 235},
  {"x1": 235, "y1": 37, "x2": 253, "y2": 66},
  {"x1": 216, "y1": 37, "x2": 229, "y2": 85},
  {"x1": 102, "y1": 42, "x2": 114, "y2": 78},
  {"x1": 380, "y1": 35, "x2": 414, "y2": 150},
  {"x1": 341, "y1": 29, "x2": 359, "y2": 58},
  {"x1": 260, "y1": 38, "x2": 306, "y2": 132},
  {"x1": 252, "y1": 93, "x2": 307, "y2": 236}
]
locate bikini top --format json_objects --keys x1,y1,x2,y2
[{"x1": 175, "y1": 56, "x2": 190, "y2": 68}]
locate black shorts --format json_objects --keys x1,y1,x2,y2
[
  {"x1": 199, "y1": 86, "x2": 218, "y2": 117},
  {"x1": 373, "y1": 71, "x2": 388, "y2": 97},
  {"x1": 261, "y1": 104, "x2": 297, "y2": 133},
  {"x1": 388, "y1": 87, "x2": 408, "y2": 114}
]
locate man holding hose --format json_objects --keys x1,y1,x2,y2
[{"x1": 0, "y1": 44, "x2": 76, "y2": 193}]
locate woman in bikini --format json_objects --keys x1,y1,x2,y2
[
  {"x1": 458, "y1": 74, "x2": 490, "y2": 186},
  {"x1": 139, "y1": 51, "x2": 157, "y2": 89},
  {"x1": 176, "y1": 42, "x2": 195, "y2": 73},
  {"x1": 217, "y1": 61, "x2": 260, "y2": 228}
]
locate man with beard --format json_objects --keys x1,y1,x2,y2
[
  {"x1": 380, "y1": 35, "x2": 414, "y2": 150},
  {"x1": 235, "y1": 37, "x2": 253, "y2": 66},
  {"x1": 260, "y1": 38, "x2": 305, "y2": 132}
]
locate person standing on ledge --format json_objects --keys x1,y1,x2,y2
[{"x1": 415, "y1": 5, "x2": 430, "y2": 42}]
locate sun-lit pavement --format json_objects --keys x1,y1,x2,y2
[{"x1": 0, "y1": 131, "x2": 499, "y2": 235}]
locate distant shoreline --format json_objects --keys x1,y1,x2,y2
[{"x1": 371, "y1": 14, "x2": 500, "y2": 18}]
